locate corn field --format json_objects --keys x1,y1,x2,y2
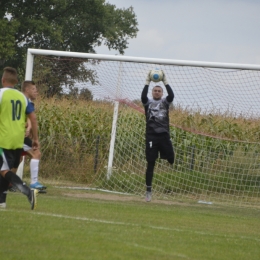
[{"x1": 22, "y1": 98, "x2": 258, "y2": 198}]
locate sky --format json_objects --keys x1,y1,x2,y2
[{"x1": 95, "y1": 0, "x2": 260, "y2": 65}]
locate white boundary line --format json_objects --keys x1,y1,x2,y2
[
  {"x1": 54, "y1": 186, "x2": 133, "y2": 195},
  {"x1": 1, "y1": 208, "x2": 259, "y2": 243}
]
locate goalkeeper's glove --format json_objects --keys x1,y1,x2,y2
[
  {"x1": 162, "y1": 70, "x2": 169, "y2": 85},
  {"x1": 145, "y1": 70, "x2": 151, "y2": 85}
]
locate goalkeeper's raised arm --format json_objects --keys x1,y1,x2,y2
[
  {"x1": 162, "y1": 70, "x2": 174, "y2": 103},
  {"x1": 141, "y1": 71, "x2": 151, "y2": 104}
]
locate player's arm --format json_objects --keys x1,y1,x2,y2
[
  {"x1": 27, "y1": 112, "x2": 40, "y2": 150},
  {"x1": 25, "y1": 101, "x2": 40, "y2": 150},
  {"x1": 162, "y1": 70, "x2": 174, "y2": 103},
  {"x1": 25, "y1": 117, "x2": 32, "y2": 137},
  {"x1": 141, "y1": 71, "x2": 151, "y2": 104}
]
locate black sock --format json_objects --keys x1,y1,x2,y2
[
  {"x1": 146, "y1": 186, "x2": 152, "y2": 192},
  {"x1": 4, "y1": 171, "x2": 30, "y2": 197},
  {"x1": 0, "y1": 175, "x2": 9, "y2": 203},
  {"x1": 0, "y1": 175, "x2": 9, "y2": 192},
  {"x1": 0, "y1": 191, "x2": 7, "y2": 203}
]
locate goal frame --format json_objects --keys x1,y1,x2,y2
[
  {"x1": 23, "y1": 48, "x2": 260, "y2": 177},
  {"x1": 25, "y1": 49, "x2": 260, "y2": 82},
  {"x1": 20, "y1": 48, "x2": 260, "y2": 208}
]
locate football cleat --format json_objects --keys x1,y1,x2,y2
[
  {"x1": 30, "y1": 182, "x2": 47, "y2": 190},
  {"x1": 145, "y1": 191, "x2": 152, "y2": 202},
  {"x1": 28, "y1": 189, "x2": 38, "y2": 210}
]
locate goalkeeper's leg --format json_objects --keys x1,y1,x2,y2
[
  {"x1": 145, "y1": 161, "x2": 155, "y2": 202},
  {"x1": 146, "y1": 161, "x2": 156, "y2": 192},
  {"x1": 145, "y1": 135, "x2": 160, "y2": 201}
]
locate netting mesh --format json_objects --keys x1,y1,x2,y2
[{"x1": 26, "y1": 53, "x2": 260, "y2": 208}]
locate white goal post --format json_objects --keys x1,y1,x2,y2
[{"x1": 22, "y1": 48, "x2": 260, "y2": 208}]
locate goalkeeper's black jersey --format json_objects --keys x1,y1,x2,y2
[{"x1": 143, "y1": 98, "x2": 170, "y2": 134}]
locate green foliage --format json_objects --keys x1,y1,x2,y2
[
  {"x1": 32, "y1": 56, "x2": 98, "y2": 97},
  {"x1": 0, "y1": 0, "x2": 138, "y2": 93},
  {"x1": 36, "y1": 99, "x2": 113, "y2": 181},
  {"x1": 78, "y1": 88, "x2": 93, "y2": 100},
  {"x1": 0, "y1": 18, "x2": 19, "y2": 78},
  {"x1": 174, "y1": 110, "x2": 260, "y2": 142},
  {"x1": 0, "y1": 18, "x2": 18, "y2": 59}
]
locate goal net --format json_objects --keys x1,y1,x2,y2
[{"x1": 24, "y1": 49, "x2": 260, "y2": 208}]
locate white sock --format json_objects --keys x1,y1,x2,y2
[{"x1": 30, "y1": 159, "x2": 40, "y2": 184}]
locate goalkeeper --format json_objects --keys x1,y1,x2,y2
[{"x1": 141, "y1": 70, "x2": 175, "y2": 202}]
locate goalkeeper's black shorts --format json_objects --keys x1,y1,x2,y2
[{"x1": 145, "y1": 133, "x2": 174, "y2": 164}]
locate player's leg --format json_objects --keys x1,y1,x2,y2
[
  {"x1": 16, "y1": 151, "x2": 26, "y2": 179},
  {"x1": 0, "y1": 148, "x2": 38, "y2": 210},
  {"x1": 26, "y1": 149, "x2": 46, "y2": 189},
  {"x1": 8, "y1": 151, "x2": 25, "y2": 192},
  {"x1": 145, "y1": 135, "x2": 159, "y2": 202},
  {"x1": 23, "y1": 137, "x2": 46, "y2": 190},
  {"x1": 8, "y1": 150, "x2": 27, "y2": 192},
  {"x1": 159, "y1": 134, "x2": 175, "y2": 165},
  {"x1": 145, "y1": 160, "x2": 155, "y2": 202},
  {"x1": 0, "y1": 148, "x2": 12, "y2": 207},
  {"x1": 0, "y1": 175, "x2": 9, "y2": 208},
  {"x1": 0, "y1": 149, "x2": 23, "y2": 206},
  {"x1": 145, "y1": 161, "x2": 156, "y2": 192}
]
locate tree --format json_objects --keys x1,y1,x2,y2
[
  {"x1": 0, "y1": 0, "x2": 138, "y2": 95},
  {"x1": 79, "y1": 88, "x2": 93, "y2": 101},
  {"x1": 32, "y1": 56, "x2": 99, "y2": 98},
  {"x1": 0, "y1": 18, "x2": 19, "y2": 66}
]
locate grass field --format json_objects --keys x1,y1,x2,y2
[{"x1": 1, "y1": 184, "x2": 259, "y2": 260}]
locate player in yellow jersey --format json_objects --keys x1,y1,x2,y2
[
  {"x1": 0, "y1": 67, "x2": 40, "y2": 210},
  {"x1": 8, "y1": 81, "x2": 46, "y2": 193}
]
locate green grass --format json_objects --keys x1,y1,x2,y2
[{"x1": 1, "y1": 186, "x2": 259, "y2": 260}]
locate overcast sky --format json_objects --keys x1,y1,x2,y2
[{"x1": 95, "y1": 0, "x2": 260, "y2": 65}]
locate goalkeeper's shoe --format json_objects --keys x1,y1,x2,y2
[
  {"x1": 30, "y1": 182, "x2": 47, "y2": 190},
  {"x1": 28, "y1": 189, "x2": 38, "y2": 210},
  {"x1": 145, "y1": 191, "x2": 152, "y2": 202}
]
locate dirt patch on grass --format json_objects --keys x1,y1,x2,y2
[{"x1": 63, "y1": 192, "x2": 190, "y2": 206}]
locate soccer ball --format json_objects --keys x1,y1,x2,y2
[{"x1": 150, "y1": 69, "x2": 163, "y2": 82}]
